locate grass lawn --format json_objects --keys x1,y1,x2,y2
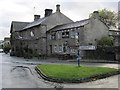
[{"x1": 37, "y1": 64, "x2": 119, "y2": 79}]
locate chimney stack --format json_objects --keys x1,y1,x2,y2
[
  {"x1": 34, "y1": 15, "x2": 40, "y2": 21},
  {"x1": 56, "y1": 4, "x2": 60, "y2": 12},
  {"x1": 45, "y1": 9, "x2": 53, "y2": 17},
  {"x1": 92, "y1": 11, "x2": 99, "y2": 19}
]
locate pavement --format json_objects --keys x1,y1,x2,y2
[{"x1": 0, "y1": 53, "x2": 120, "y2": 89}]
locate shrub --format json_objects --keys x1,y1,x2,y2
[
  {"x1": 97, "y1": 36, "x2": 114, "y2": 47},
  {"x1": 3, "y1": 43, "x2": 11, "y2": 54}
]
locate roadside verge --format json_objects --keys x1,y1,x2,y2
[{"x1": 35, "y1": 65, "x2": 120, "y2": 83}]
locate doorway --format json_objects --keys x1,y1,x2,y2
[{"x1": 50, "y1": 45, "x2": 52, "y2": 55}]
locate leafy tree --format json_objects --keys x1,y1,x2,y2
[
  {"x1": 97, "y1": 36, "x2": 114, "y2": 47},
  {"x1": 90, "y1": 9, "x2": 117, "y2": 27},
  {"x1": 3, "y1": 43, "x2": 11, "y2": 54}
]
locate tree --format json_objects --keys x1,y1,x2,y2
[
  {"x1": 90, "y1": 9, "x2": 117, "y2": 27},
  {"x1": 97, "y1": 36, "x2": 114, "y2": 47},
  {"x1": 3, "y1": 43, "x2": 11, "y2": 54}
]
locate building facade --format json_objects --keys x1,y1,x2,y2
[
  {"x1": 109, "y1": 30, "x2": 120, "y2": 60},
  {"x1": 10, "y1": 5, "x2": 73, "y2": 56},
  {"x1": 47, "y1": 11, "x2": 109, "y2": 56},
  {"x1": 10, "y1": 4, "x2": 114, "y2": 58}
]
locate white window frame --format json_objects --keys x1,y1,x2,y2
[
  {"x1": 59, "y1": 45, "x2": 62, "y2": 52},
  {"x1": 57, "y1": 32, "x2": 61, "y2": 39},
  {"x1": 71, "y1": 31, "x2": 75, "y2": 38},
  {"x1": 54, "y1": 45, "x2": 57, "y2": 52}
]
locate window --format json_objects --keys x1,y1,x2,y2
[
  {"x1": 49, "y1": 35, "x2": 51, "y2": 40},
  {"x1": 59, "y1": 45, "x2": 62, "y2": 52},
  {"x1": 62, "y1": 31, "x2": 69, "y2": 38},
  {"x1": 88, "y1": 43, "x2": 93, "y2": 45},
  {"x1": 54, "y1": 45, "x2": 57, "y2": 52},
  {"x1": 34, "y1": 41, "x2": 37, "y2": 44},
  {"x1": 116, "y1": 32, "x2": 119, "y2": 35},
  {"x1": 51, "y1": 33, "x2": 56, "y2": 40},
  {"x1": 30, "y1": 31, "x2": 34, "y2": 37},
  {"x1": 71, "y1": 31, "x2": 75, "y2": 38},
  {"x1": 57, "y1": 32, "x2": 61, "y2": 39},
  {"x1": 71, "y1": 49, "x2": 75, "y2": 53},
  {"x1": 71, "y1": 32, "x2": 79, "y2": 39},
  {"x1": 75, "y1": 32, "x2": 79, "y2": 39}
]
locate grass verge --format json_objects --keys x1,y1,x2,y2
[{"x1": 36, "y1": 64, "x2": 119, "y2": 79}]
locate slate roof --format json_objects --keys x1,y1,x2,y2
[
  {"x1": 23, "y1": 17, "x2": 48, "y2": 30},
  {"x1": 22, "y1": 12, "x2": 73, "y2": 30},
  {"x1": 48, "y1": 19, "x2": 89, "y2": 32},
  {"x1": 10, "y1": 21, "x2": 29, "y2": 33}
]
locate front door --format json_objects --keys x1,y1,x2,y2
[{"x1": 50, "y1": 45, "x2": 52, "y2": 54}]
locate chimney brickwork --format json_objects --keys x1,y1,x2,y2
[
  {"x1": 45, "y1": 9, "x2": 53, "y2": 17},
  {"x1": 56, "y1": 4, "x2": 60, "y2": 12},
  {"x1": 34, "y1": 15, "x2": 40, "y2": 21}
]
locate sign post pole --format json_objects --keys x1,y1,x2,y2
[{"x1": 77, "y1": 50, "x2": 81, "y2": 67}]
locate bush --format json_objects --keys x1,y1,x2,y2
[
  {"x1": 97, "y1": 36, "x2": 113, "y2": 47},
  {"x1": 3, "y1": 43, "x2": 11, "y2": 54}
]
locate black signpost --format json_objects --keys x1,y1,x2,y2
[
  {"x1": 77, "y1": 45, "x2": 96, "y2": 67},
  {"x1": 77, "y1": 50, "x2": 81, "y2": 67}
]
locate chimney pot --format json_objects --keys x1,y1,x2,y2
[
  {"x1": 56, "y1": 4, "x2": 60, "y2": 12},
  {"x1": 93, "y1": 11, "x2": 99, "y2": 19},
  {"x1": 34, "y1": 15, "x2": 40, "y2": 21},
  {"x1": 45, "y1": 9, "x2": 53, "y2": 17}
]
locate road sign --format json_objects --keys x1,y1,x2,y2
[{"x1": 79, "y1": 45, "x2": 96, "y2": 50}]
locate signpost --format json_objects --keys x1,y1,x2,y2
[
  {"x1": 77, "y1": 50, "x2": 81, "y2": 67},
  {"x1": 76, "y1": 45, "x2": 96, "y2": 67}
]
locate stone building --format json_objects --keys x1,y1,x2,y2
[
  {"x1": 10, "y1": 4, "x2": 112, "y2": 58},
  {"x1": 10, "y1": 5, "x2": 73, "y2": 56},
  {"x1": 4, "y1": 37, "x2": 10, "y2": 45},
  {"x1": 47, "y1": 11, "x2": 109, "y2": 56},
  {"x1": 10, "y1": 21, "x2": 29, "y2": 54},
  {"x1": 109, "y1": 29, "x2": 120, "y2": 60}
]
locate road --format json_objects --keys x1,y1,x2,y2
[{"x1": 0, "y1": 53, "x2": 119, "y2": 89}]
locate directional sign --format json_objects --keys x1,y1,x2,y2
[{"x1": 79, "y1": 45, "x2": 96, "y2": 50}]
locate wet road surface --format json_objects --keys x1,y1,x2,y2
[{"x1": 1, "y1": 53, "x2": 119, "y2": 89}]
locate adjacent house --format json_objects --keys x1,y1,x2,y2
[
  {"x1": 10, "y1": 21, "x2": 29, "y2": 54},
  {"x1": 4, "y1": 37, "x2": 10, "y2": 45},
  {"x1": 109, "y1": 29, "x2": 120, "y2": 60},
  {"x1": 47, "y1": 11, "x2": 109, "y2": 56}
]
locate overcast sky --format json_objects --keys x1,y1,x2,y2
[{"x1": 0, "y1": 0, "x2": 119, "y2": 40}]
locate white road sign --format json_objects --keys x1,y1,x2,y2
[{"x1": 79, "y1": 45, "x2": 96, "y2": 50}]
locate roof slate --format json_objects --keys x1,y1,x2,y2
[
  {"x1": 23, "y1": 17, "x2": 48, "y2": 30},
  {"x1": 48, "y1": 19, "x2": 89, "y2": 32},
  {"x1": 22, "y1": 12, "x2": 73, "y2": 30},
  {"x1": 10, "y1": 21, "x2": 29, "y2": 33}
]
